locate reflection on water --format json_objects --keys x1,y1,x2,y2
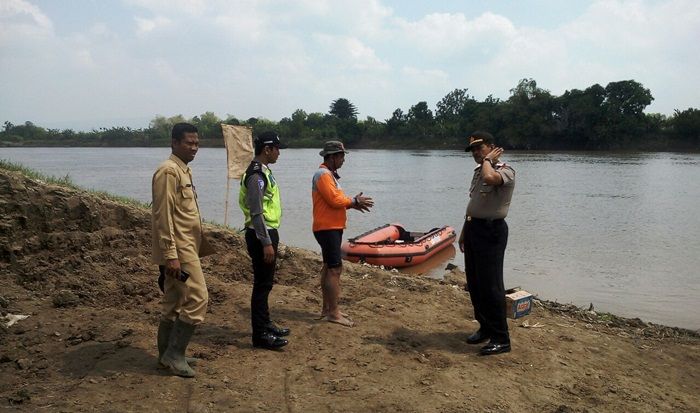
[
  {"x1": 398, "y1": 244, "x2": 457, "y2": 279},
  {"x1": 585, "y1": 193, "x2": 635, "y2": 199},
  {"x1": 1, "y1": 147, "x2": 699, "y2": 330}
]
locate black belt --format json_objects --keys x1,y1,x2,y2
[{"x1": 467, "y1": 216, "x2": 504, "y2": 223}]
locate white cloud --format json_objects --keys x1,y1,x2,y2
[
  {"x1": 431, "y1": 0, "x2": 700, "y2": 112},
  {"x1": 0, "y1": 0, "x2": 52, "y2": 30},
  {"x1": 213, "y1": 13, "x2": 267, "y2": 43},
  {"x1": 529, "y1": 0, "x2": 700, "y2": 109},
  {"x1": 124, "y1": 0, "x2": 208, "y2": 16},
  {"x1": 134, "y1": 16, "x2": 172, "y2": 35},
  {"x1": 393, "y1": 12, "x2": 516, "y2": 56},
  {"x1": 0, "y1": 0, "x2": 53, "y2": 51},
  {"x1": 401, "y1": 66, "x2": 448, "y2": 82},
  {"x1": 314, "y1": 34, "x2": 390, "y2": 71},
  {"x1": 74, "y1": 49, "x2": 96, "y2": 69}
]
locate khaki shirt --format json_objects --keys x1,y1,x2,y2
[
  {"x1": 466, "y1": 162, "x2": 515, "y2": 219},
  {"x1": 151, "y1": 154, "x2": 204, "y2": 265}
]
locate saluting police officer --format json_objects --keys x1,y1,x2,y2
[
  {"x1": 239, "y1": 131, "x2": 290, "y2": 350},
  {"x1": 458, "y1": 131, "x2": 516, "y2": 356}
]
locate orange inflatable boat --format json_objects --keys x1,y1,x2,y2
[{"x1": 341, "y1": 223, "x2": 456, "y2": 268}]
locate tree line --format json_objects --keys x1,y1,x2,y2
[{"x1": 2, "y1": 79, "x2": 698, "y2": 150}]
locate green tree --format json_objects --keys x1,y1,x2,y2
[
  {"x1": 604, "y1": 80, "x2": 653, "y2": 117},
  {"x1": 250, "y1": 118, "x2": 279, "y2": 138},
  {"x1": 554, "y1": 84, "x2": 606, "y2": 149},
  {"x1": 191, "y1": 111, "x2": 222, "y2": 141},
  {"x1": 509, "y1": 78, "x2": 541, "y2": 101},
  {"x1": 223, "y1": 115, "x2": 240, "y2": 125},
  {"x1": 503, "y1": 79, "x2": 556, "y2": 149},
  {"x1": 669, "y1": 108, "x2": 700, "y2": 148},
  {"x1": 148, "y1": 114, "x2": 186, "y2": 143},
  {"x1": 360, "y1": 116, "x2": 384, "y2": 143},
  {"x1": 305, "y1": 112, "x2": 327, "y2": 131},
  {"x1": 469, "y1": 95, "x2": 503, "y2": 137},
  {"x1": 329, "y1": 98, "x2": 358, "y2": 120},
  {"x1": 407, "y1": 101, "x2": 434, "y2": 139},
  {"x1": 386, "y1": 108, "x2": 407, "y2": 136},
  {"x1": 436, "y1": 89, "x2": 471, "y2": 120},
  {"x1": 101, "y1": 127, "x2": 142, "y2": 146},
  {"x1": 436, "y1": 88, "x2": 475, "y2": 140},
  {"x1": 289, "y1": 109, "x2": 307, "y2": 140},
  {"x1": 600, "y1": 80, "x2": 654, "y2": 147}
]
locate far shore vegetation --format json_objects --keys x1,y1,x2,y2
[{"x1": 2, "y1": 78, "x2": 699, "y2": 151}]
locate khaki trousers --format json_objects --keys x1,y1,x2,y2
[{"x1": 162, "y1": 260, "x2": 208, "y2": 325}]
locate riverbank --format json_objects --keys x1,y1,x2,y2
[{"x1": 1, "y1": 165, "x2": 698, "y2": 412}]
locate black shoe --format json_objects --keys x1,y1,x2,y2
[
  {"x1": 479, "y1": 341, "x2": 511, "y2": 356},
  {"x1": 252, "y1": 332, "x2": 289, "y2": 350},
  {"x1": 466, "y1": 330, "x2": 490, "y2": 344},
  {"x1": 265, "y1": 322, "x2": 290, "y2": 337}
]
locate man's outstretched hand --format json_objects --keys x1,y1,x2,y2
[{"x1": 353, "y1": 192, "x2": 374, "y2": 213}]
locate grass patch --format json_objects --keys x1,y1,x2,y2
[
  {"x1": 90, "y1": 190, "x2": 151, "y2": 208},
  {"x1": 203, "y1": 219, "x2": 242, "y2": 231},
  {"x1": 597, "y1": 313, "x2": 615, "y2": 322},
  {"x1": 0, "y1": 159, "x2": 76, "y2": 188},
  {"x1": 0, "y1": 158, "x2": 150, "y2": 208}
]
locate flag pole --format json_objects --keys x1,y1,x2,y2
[
  {"x1": 224, "y1": 176, "x2": 231, "y2": 227},
  {"x1": 221, "y1": 123, "x2": 253, "y2": 228}
]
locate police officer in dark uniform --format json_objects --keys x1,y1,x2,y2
[
  {"x1": 239, "y1": 131, "x2": 289, "y2": 350},
  {"x1": 458, "y1": 131, "x2": 515, "y2": 356}
]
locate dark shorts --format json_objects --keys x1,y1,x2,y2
[{"x1": 313, "y1": 229, "x2": 344, "y2": 268}]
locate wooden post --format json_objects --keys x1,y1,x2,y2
[{"x1": 223, "y1": 177, "x2": 231, "y2": 227}]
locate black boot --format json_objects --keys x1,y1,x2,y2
[
  {"x1": 252, "y1": 331, "x2": 288, "y2": 350},
  {"x1": 157, "y1": 319, "x2": 198, "y2": 368},
  {"x1": 480, "y1": 340, "x2": 511, "y2": 356},
  {"x1": 265, "y1": 322, "x2": 290, "y2": 337},
  {"x1": 160, "y1": 319, "x2": 196, "y2": 377},
  {"x1": 466, "y1": 329, "x2": 490, "y2": 344}
]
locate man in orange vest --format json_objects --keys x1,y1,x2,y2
[{"x1": 311, "y1": 141, "x2": 374, "y2": 327}]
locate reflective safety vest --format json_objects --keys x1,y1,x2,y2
[{"x1": 238, "y1": 160, "x2": 282, "y2": 229}]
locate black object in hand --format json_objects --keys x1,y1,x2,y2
[
  {"x1": 158, "y1": 266, "x2": 165, "y2": 292},
  {"x1": 177, "y1": 270, "x2": 190, "y2": 282}
]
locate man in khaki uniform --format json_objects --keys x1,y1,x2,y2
[
  {"x1": 152, "y1": 122, "x2": 212, "y2": 377},
  {"x1": 458, "y1": 131, "x2": 515, "y2": 356}
]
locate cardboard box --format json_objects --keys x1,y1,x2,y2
[{"x1": 505, "y1": 288, "x2": 533, "y2": 319}]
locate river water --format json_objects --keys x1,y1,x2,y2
[{"x1": 2, "y1": 147, "x2": 698, "y2": 330}]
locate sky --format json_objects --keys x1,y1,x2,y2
[{"x1": 1, "y1": 0, "x2": 698, "y2": 130}]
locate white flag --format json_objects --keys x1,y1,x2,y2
[{"x1": 221, "y1": 124, "x2": 254, "y2": 180}]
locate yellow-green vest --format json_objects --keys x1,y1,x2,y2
[{"x1": 239, "y1": 161, "x2": 282, "y2": 229}]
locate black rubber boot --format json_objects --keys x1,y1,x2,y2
[
  {"x1": 157, "y1": 319, "x2": 198, "y2": 368},
  {"x1": 160, "y1": 319, "x2": 196, "y2": 378}
]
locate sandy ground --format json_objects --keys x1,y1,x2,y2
[{"x1": 1, "y1": 168, "x2": 698, "y2": 412}]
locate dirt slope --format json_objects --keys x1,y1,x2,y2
[{"x1": 0, "y1": 168, "x2": 698, "y2": 412}]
